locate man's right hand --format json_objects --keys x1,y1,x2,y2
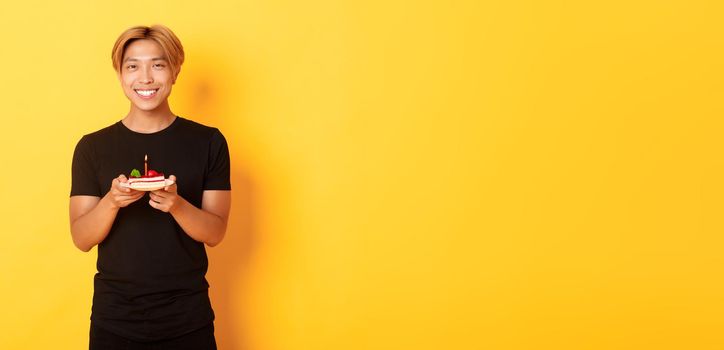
[{"x1": 107, "y1": 174, "x2": 145, "y2": 209}]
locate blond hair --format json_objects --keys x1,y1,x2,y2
[{"x1": 111, "y1": 24, "x2": 184, "y2": 77}]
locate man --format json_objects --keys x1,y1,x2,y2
[{"x1": 69, "y1": 24, "x2": 231, "y2": 349}]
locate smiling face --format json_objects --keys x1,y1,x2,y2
[{"x1": 118, "y1": 39, "x2": 177, "y2": 113}]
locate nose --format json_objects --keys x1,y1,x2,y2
[{"x1": 139, "y1": 66, "x2": 154, "y2": 84}]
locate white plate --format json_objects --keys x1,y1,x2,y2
[{"x1": 119, "y1": 179, "x2": 175, "y2": 191}]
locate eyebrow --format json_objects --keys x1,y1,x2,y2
[{"x1": 123, "y1": 56, "x2": 168, "y2": 63}]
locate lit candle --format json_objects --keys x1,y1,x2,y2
[{"x1": 144, "y1": 154, "x2": 148, "y2": 176}]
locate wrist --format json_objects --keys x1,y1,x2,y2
[
  {"x1": 169, "y1": 195, "x2": 187, "y2": 216},
  {"x1": 102, "y1": 192, "x2": 120, "y2": 211}
]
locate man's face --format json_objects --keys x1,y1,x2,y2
[{"x1": 118, "y1": 39, "x2": 176, "y2": 112}]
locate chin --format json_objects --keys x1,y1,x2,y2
[
  {"x1": 137, "y1": 104, "x2": 164, "y2": 112},
  {"x1": 126, "y1": 98, "x2": 167, "y2": 111}
]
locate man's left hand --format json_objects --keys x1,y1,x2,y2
[{"x1": 149, "y1": 175, "x2": 182, "y2": 213}]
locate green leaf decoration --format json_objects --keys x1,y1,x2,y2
[{"x1": 130, "y1": 169, "x2": 141, "y2": 178}]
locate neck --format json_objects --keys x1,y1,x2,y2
[{"x1": 122, "y1": 101, "x2": 176, "y2": 133}]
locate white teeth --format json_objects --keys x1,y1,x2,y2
[{"x1": 135, "y1": 89, "x2": 158, "y2": 96}]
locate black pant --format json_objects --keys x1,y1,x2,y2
[{"x1": 89, "y1": 322, "x2": 217, "y2": 350}]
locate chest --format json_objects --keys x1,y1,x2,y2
[{"x1": 93, "y1": 133, "x2": 209, "y2": 207}]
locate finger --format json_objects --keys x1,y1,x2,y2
[
  {"x1": 148, "y1": 198, "x2": 167, "y2": 212},
  {"x1": 115, "y1": 188, "x2": 136, "y2": 196},
  {"x1": 112, "y1": 185, "x2": 130, "y2": 194},
  {"x1": 149, "y1": 192, "x2": 165, "y2": 201},
  {"x1": 154, "y1": 187, "x2": 172, "y2": 196},
  {"x1": 126, "y1": 192, "x2": 145, "y2": 199},
  {"x1": 166, "y1": 175, "x2": 177, "y2": 191},
  {"x1": 120, "y1": 189, "x2": 145, "y2": 197},
  {"x1": 149, "y1": 193, "x2": 163, "y2": 203},
  {"x1": 115, "y1": 175, "x2": 130, "y2": 192}
]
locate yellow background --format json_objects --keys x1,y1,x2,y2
[{"x1": 0, "y1": 0, "x2": 722, "y2": 349}]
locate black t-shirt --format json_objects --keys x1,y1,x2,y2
[{"x1": 70, "y1": 116, "x2": 231, "y2": 342}]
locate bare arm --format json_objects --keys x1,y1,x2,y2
[
  {"x1": 149, "y1": 175, "x2": 231, "y2": 247},
  {"x1": 69, "y1": 175, "x2": 145, "y2": 252}
]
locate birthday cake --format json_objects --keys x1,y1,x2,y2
[
  {"x1": 127, "y1": 169, "x2": 166, "y2": 190},
  {"x1": 121, "y1": 155, "x2": 173, "y2": 191}
]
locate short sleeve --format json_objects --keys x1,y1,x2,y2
[
  {"x1": 70, "y1": 135, "x2": 102, "y2": 197},
  {"x1": 203, "y1": 129, "x2": 231, "y2": 190}
]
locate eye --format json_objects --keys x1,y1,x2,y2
[
  {"x1": 153, "y1": 63, "x2": 166, "y2": 69},
  {"x1": 126, "y1": 64, "x2": 137, "y2": 70}
]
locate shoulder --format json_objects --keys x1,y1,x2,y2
[
  {"x1": 74, "y1": 122, "x2": 119, "y2": 152},
  {"x1": 177, "y1": 117, "x2": 222, "y2": 134},
  {"x1": 175, "y1": 117, "x2": 227, "y2": 142},
  {"x1": 78, "y1": 122, "x2": 118, "y2": 144}
]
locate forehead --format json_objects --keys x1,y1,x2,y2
[{"x1": 123, "y1": 39, "x2": 166, "y2": 61}]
